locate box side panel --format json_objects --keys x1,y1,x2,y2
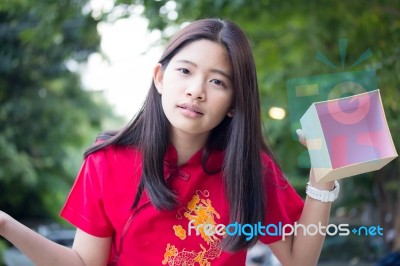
[
  {"x1": 319, "y1": 156, "x2": 398, "y2": 182},
  {"x1": 300, "y1": 105, "x2": 332, "y2": 177},
  {"x1": 365, "y1": 92, "x2": 398, "y2": 158}
]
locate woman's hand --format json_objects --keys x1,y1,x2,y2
[
  {"x1": 296, "y1": 128, "x2": 335, "y2": 190},
  {"x1": 296, "y1": 129, "x2": 307, "y2": 147},
  {"x1": 1, "y1": 210, "x2": 111, "y2": 266}
]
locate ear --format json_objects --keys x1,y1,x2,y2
[
  {"x1": 227, "y1": 109, "x2": 234, "y2": 117},
  {"x1": 153, "y1": 63, "x2": 164, "y2": 94}
]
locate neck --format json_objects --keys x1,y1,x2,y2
[{"x1": 170, "y1": 130, "x2": 209, "y2": 166}]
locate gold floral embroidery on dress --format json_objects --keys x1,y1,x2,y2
[
  {"x1": 162, "y1": 190, "x2": 224, "y2": 265},
  {"x1": 173, "y1": 225, "x2": 186, "y2": 240}
]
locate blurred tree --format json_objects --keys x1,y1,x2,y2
[
  {"x1": 0, "y1": 0, "x2": 116, "y2": 221},
  {"x1": 112, "y1": 0, "x2": 400, "y2": 254}
]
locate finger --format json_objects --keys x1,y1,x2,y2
[{"x1": 296, "y1": 129, "x2": 307, "y2": 147}]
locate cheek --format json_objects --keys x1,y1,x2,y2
[
  {"x1": 213, "y1": 93, "x2": 233, "y2": 111},
  {"x1": 160, "y1": 86, "x2": 175, "y2": 105},
  {"x1": 210, "y1": 96, "x2": 233, "y2": 119},
  {"x1": 159, "y1": 93, "x2": 170, "y2": 118},
  {"x1": 161, "y1": 94, "x2": 173, "y2": 115}
]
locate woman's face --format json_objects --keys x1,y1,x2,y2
[{"x1": 154, "y1": 39, "x2": 234, "y2": 140}]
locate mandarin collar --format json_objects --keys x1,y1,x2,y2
[{"x1": 163, "y1": 144, "x2": 224, "y2": 181}]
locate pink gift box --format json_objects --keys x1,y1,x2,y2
[{"x1": 300, "y1": 89, "x2": 398, "y2": 182}]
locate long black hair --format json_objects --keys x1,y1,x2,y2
[{"x1": 85, "y1": 18, "x2": 274, "y2": 251}]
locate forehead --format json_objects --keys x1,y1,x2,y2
[{"x1": 171, "y1": 39, "x2": 232, "y2": 74}]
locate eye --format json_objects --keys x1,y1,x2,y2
[
  {"x1": 210, "y1": 79, "x2": 226, "y2": 87},
  {"x1": 177, "y1": 68, "x2": 190, "y2": 75}
]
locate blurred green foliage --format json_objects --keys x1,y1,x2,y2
[
  {"x1": 0, "y1": 239, "x2": 5, "y2": 265},
  {"x1": 0, "y1": 0, "x2": 116, "y2": 221}
]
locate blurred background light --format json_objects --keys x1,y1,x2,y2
[{"x1": 269, "y1": 107, "x2": 286, "y2": 120}]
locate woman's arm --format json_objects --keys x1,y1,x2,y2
[
  {"x1": 268, "y1": 170, "x2": 334, "y2": 266},
  {"x1": 0, "y1": 211, "x2": 111, "y2": 266}
]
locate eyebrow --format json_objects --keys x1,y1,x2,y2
[{"x1": 175, "y1": 59, "x2": 232, "y2": 81}]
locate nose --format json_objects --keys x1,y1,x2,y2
[{"x1": 186, "y1": 78, "x2": 206, "y2": 100}]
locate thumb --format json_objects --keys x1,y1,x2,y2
[{"x1": 296, "y1": 129, "x2": 307, "y2": 147}]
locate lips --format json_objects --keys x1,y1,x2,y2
[{"x1": 177, "y1": 103, "x2": 204, "y2": 115}]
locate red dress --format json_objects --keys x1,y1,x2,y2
[{"x1": 60, "y1": 144, "x2": 304, "y2": 265}]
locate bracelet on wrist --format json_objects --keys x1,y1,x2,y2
[{"x1": 306, "y1": 180, "x2": 340, "y2": 202}]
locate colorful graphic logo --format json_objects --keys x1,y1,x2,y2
[
  {"x1": 286, "y1": 39, "x2": 378, "y2": 169},
  {"x1": 187, "y1": 220, "x2": 384, "y2": 241}
]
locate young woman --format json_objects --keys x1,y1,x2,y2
[{"x1": 0, "y1": 18, "x2": 338, "y2": 265}]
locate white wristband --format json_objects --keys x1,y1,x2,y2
[{"x1": 306, "y1": 181, "x2": 340, "y2": 202}]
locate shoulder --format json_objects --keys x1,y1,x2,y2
[
  {"x1": 84, "y1": 144, "x2": 142, "y2": 175},
  {"x1": 260, "y1": 150, "x2": 292, "y2": 190},
  {"x1": 260, "y1": 150, "x2": 277, "y2": 168},
  {"x1": 260, "y1": 151, "x2": 282, "y2": 177},
  {"x1": 75, "y1": 144, "x2": 143, "y2": 203},
  {"x1": 259, "y1": 151, "x2": 304, "y2": 243}
]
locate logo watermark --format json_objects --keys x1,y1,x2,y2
[
  {"x1": 286, "y1": 39, "x2": 379, "y2": 169},
  {"x1": 187, "y1": 220, "x2": 384, "y2": 241}
]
